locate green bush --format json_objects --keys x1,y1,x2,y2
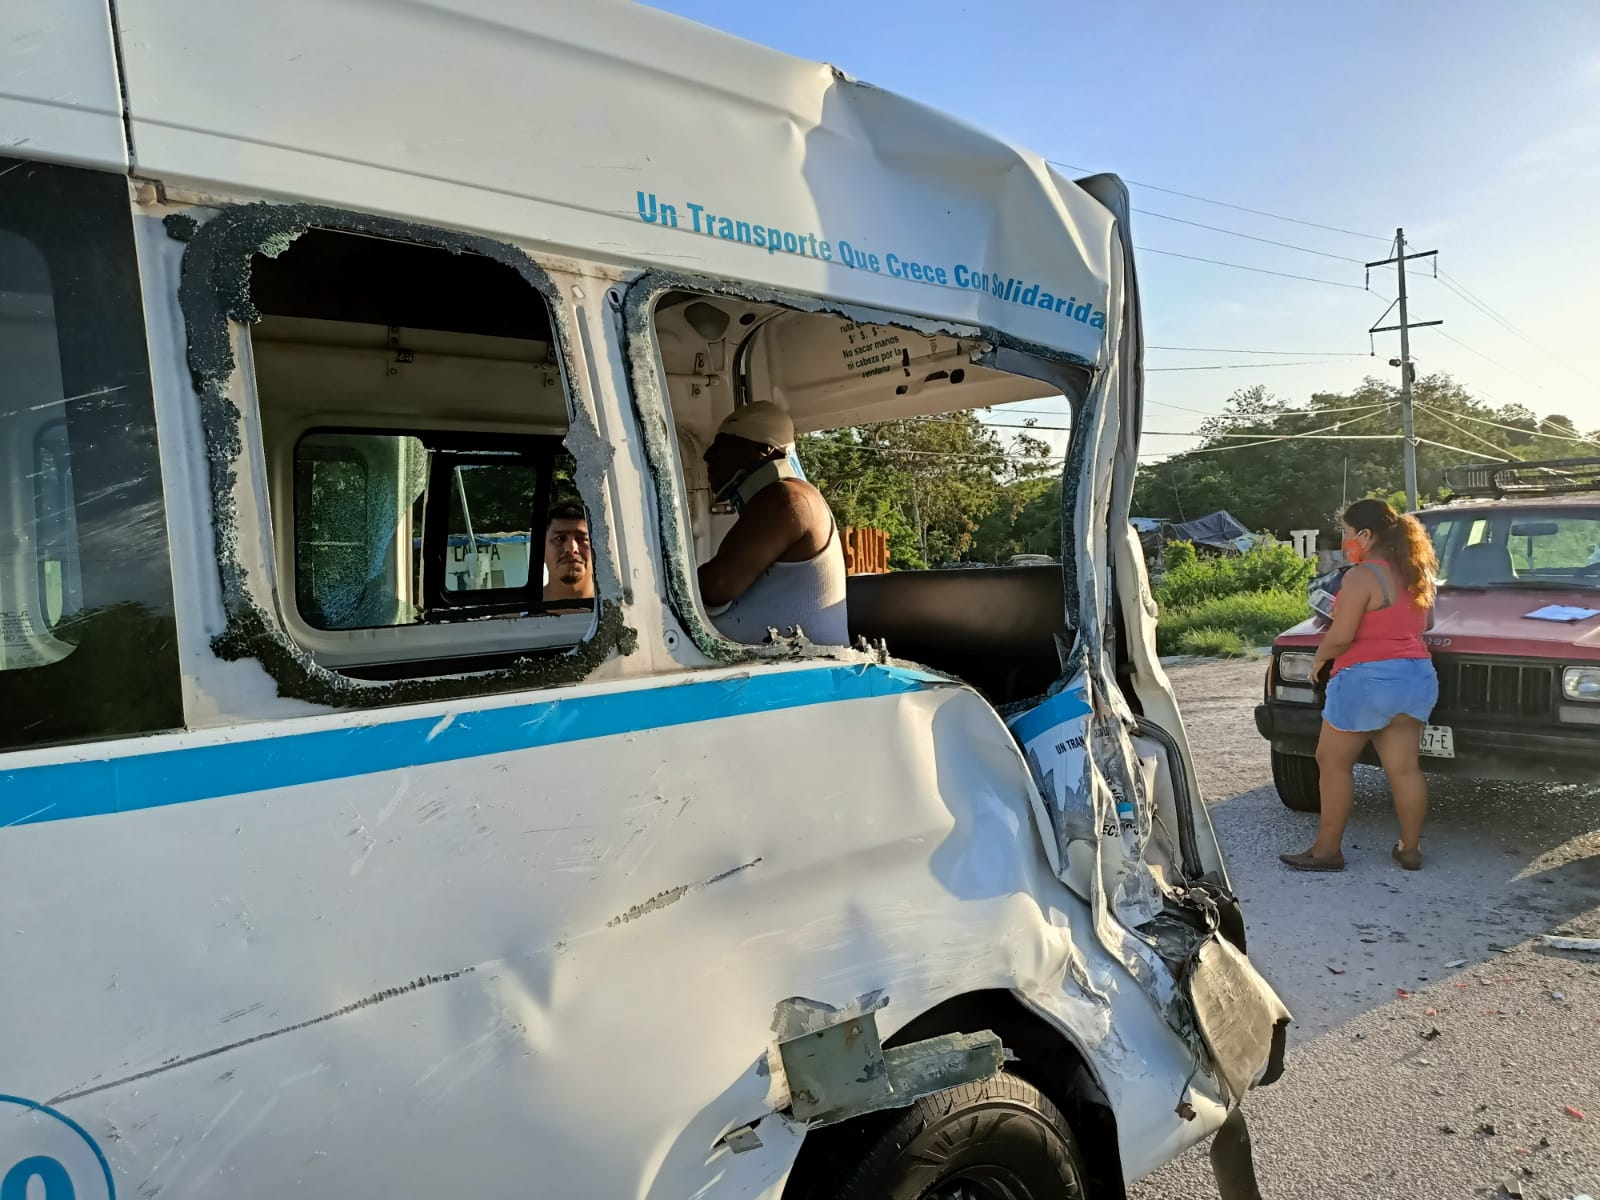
[
  {"x1": 1155, "y1": 542, "x2": 1314, "y2": 611},
  {"x1": 1156, "y1": 588, "x2": 1310, "y2": 655},
  {"x1": 1174, "y1": 627, "x2": 1250, "y2": 658},
  {"x1": 1163, "y1": 539, "x2": 1198, "y2": 571}
]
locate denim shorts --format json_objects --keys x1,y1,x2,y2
[{"x1": 1324, "y1": 657, "x2": 1439, "y2": 732}]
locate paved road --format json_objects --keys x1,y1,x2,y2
[{"x1": 1131, "y1": 657, "x2": 1600, "y2": 1200}]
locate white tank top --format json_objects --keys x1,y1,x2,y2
[{"x1": 711, "y1": 518, "x2": 850, "y2": 647}]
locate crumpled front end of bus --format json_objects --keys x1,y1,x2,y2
[{"x1": 1005, "y1": 172, "x2": 1290, "y2": 1177}]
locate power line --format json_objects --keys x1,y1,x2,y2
[
  {"x1": 1435, "y1": 272, "x2": 1528, "y2": 341},
  {"x1": 1427, "y1": 328, "x2": 1547, "y2": 392},
  {"x1": 1137, "y1": 246, "x2": 1368, "y2": 289},
  {"x1": 996, "y1": 398, "x2": 1390, "y2": 422},
  {"x1": 1432, "y1": 269, "x2": 1600, "y2": 390},
  {"x1": 1048, "y1": 160, "x2": 1388, "y2": 242},
  {"x1": 1140, "y1": 432, "x2": 1404, "y2": 459},
  {"x1": 1144, "y1": 405, "x2": 1394, "y2": 455},
  {"x1": 1409, "y1": 404, "x2": 1600, "y2": 451},
  {"x1": 1148, "y1": 344, "x2": 1370, "y2": 356},
  {"x1": 1133, "y1": 209, "x2": 1366, "y2": 263},
  {"x1": 1148, "y1": 359, "x2": 1345, "y2": 372},
  {"x1": 1413, "y1": 401, "x2": 1525, "y2": 462},
  {"x1": 1412, "y1": 437, "x2": 1512, "y2": 463}
]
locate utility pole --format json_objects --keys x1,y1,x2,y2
[{"x1": 1367, "y1": 228, "x2": 1441, "y2": 511}]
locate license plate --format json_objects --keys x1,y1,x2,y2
[{"x1": 1419, "y1": 724, "x2": 1454, "y2": 758}]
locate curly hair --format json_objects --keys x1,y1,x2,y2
[{"x1": 1343, "y1": 498, "x2": 1437, "y2": 608}]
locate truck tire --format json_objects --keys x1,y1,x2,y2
[
  {"x1": 821, "y1": 1073, "x2": 1089, "y2": 1200},
  {"x1": 1272, "y1": 749, "x2": 1322, "y2": 812}
]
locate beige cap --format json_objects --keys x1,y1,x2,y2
[{"x1": 716, "y1": 401, "x2": 795, "y2": 450}]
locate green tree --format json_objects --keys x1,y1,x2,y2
[
  {"x1": 800, "y1": 413, "x2": 1052, "y2": 568},
  {"x1": 1134, "y1": 374, "x2": 1600, "y2": 537}
]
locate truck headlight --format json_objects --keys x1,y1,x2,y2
[
  {"x1": 1277, "y1": 652, "x2": 1315, "y2": 683},
  {"x1": 1563, "y1": 666, "x2": 1600, "y2": 702}
]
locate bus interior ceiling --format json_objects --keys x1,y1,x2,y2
[{"x1": 653, "y1": 293, "x2": 1081, "y2": 707}]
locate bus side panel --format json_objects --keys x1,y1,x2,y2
[
  {"x1": 0, "y1": 677, "x2": 1219, "y2": 1197},
  {"x1": 2, "y1": 0, "x2": 129, "y2": 170}
]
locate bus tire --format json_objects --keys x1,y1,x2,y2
[
  {"x1": 824, "y1": 1073, "x2": 1089, "y2": 1200},
  {"x1": 1272, "y1": 749, "x2": 1322, "y2": 812}
]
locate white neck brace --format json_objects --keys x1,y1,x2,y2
[{"x1": 720, "y1": 458, "x2": 798, "y2": 512}]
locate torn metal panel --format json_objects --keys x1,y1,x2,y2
[
  {"x1": 1001, "y1": 174, "x2": 1291, "y2": 1151},
  {"x1": 1185, "y1": 937, "x2": 1292, "y2": 1103},
  {"x1": 167, "y1": 201, "x2": 638, "y2": 708},
  {"x1": 718, "y1": 1123, "x2": 765, "y2": 1155},
  {"x1": 775, "y1": 1001, "x2": 1005, "y2": 1127}
]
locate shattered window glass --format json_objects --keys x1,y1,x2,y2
[
  {"x1": 293, "y1": 432, "x2": 583, "y2": 630},
  {"x1": 294, "y1": 432, "x2": 429, "y2": 630}
]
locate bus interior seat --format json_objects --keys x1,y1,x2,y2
[{"x1": 846, "y1": 565, "x2": 1070, "y2": 707}]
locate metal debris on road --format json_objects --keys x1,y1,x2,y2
[{"x1": 1540, "y1": 935, "x2": 1600, "y2": 953}]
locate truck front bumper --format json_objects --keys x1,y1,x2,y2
[{"x1": 1255, "y1": 701, "x2": 1600, "y2": 784}]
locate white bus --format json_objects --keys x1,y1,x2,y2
[{"x1": 1, "y1": 2, "x2": 1288, "y2": 1197}]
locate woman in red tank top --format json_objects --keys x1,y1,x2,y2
[{"x1": 1281, "y1": 500, "x2": 1439, "y2": 873}]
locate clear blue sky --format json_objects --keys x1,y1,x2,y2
[{"x1": 644, "y1": 0, "x2": 1600, "y2": 458}]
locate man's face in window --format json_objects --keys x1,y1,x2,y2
[{"x1": 545, "y1": 517, "x2": 593, "y2": 599}]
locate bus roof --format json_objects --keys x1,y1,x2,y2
[{"x1": 10, "y1": 0, "x2": 1122, "y2": 364}]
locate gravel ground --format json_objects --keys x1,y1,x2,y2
[{"x1": 1131, "y1": 657, "x2": 1600, "y2": 1200}]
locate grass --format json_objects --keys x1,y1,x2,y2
[
  {"x1": 1156, "y1": 588, "x2": 1310, "y2": 656},
  {"x1": 1174, "y1": 627, "x2": 1251, "y2": 658},
  {"x1": 1156, "y1": 541, "x2": 1314, "y2": 610}
]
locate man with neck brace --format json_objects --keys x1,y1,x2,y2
[{"x1": 698, "y1": 401, "x2": 849, "y2": 646}]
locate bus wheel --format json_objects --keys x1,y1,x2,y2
[
  {"x1": 826, "y1": 1074, "x2": 1089, "y2": 1200},
  {"x1": 1272, "y1": 750, "x2": 1322, "y2": 812}
]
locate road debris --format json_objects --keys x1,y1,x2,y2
[
  {"x1": 1540, "y1": 935, "x2": 1600, "y2": 953},
  {"x1": 1445, "y1": 958, "x2": 1468, "y2": 968},
  {"x1": 1421, "y1": 1027, "x2": 1442, "y2": 1041},
  {"x1": 1565, "y1": 1105, "x2": 1586, "y2": 1120},
  {"x1": 1326, "y1": 965, "x2": 1345, "y2": 975}
]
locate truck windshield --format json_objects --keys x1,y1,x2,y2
[{"x1": 1422, "y1": 507, "x2": 1600, "y2": 590}]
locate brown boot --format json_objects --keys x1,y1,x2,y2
[{"x1": 1279, "y1": 849, "x2": 1346, "y2": 872}]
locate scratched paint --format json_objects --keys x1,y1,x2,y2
[
  {"x1": 47, "y1": 970, "x2": 475, "y2": 1105},
  {"x1": 607, "y1": 857, "x2": 763, "y2": 927}
]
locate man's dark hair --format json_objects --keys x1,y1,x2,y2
[{"x1": 546, "y1": 499, "x2": 587, "y2": 530}]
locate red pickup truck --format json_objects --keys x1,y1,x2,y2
[{"x1": 1256, "y1": 458, "x2": 1600, "y2": 811}]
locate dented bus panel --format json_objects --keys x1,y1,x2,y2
[{"x1": 0, "y1": 1, "x2": 1286, "y2": 1197}]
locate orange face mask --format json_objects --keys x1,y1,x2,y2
[{"x1": 1342, "y1": 535, "x2": 1366, "y2": 564}]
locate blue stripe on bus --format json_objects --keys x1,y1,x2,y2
[
  {"x1": 1006, "y1": 685, "x2": 1091, "y2": 744},
  {"x1": 0, "y1": 664, "x2": 944, "y2": 829}
]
